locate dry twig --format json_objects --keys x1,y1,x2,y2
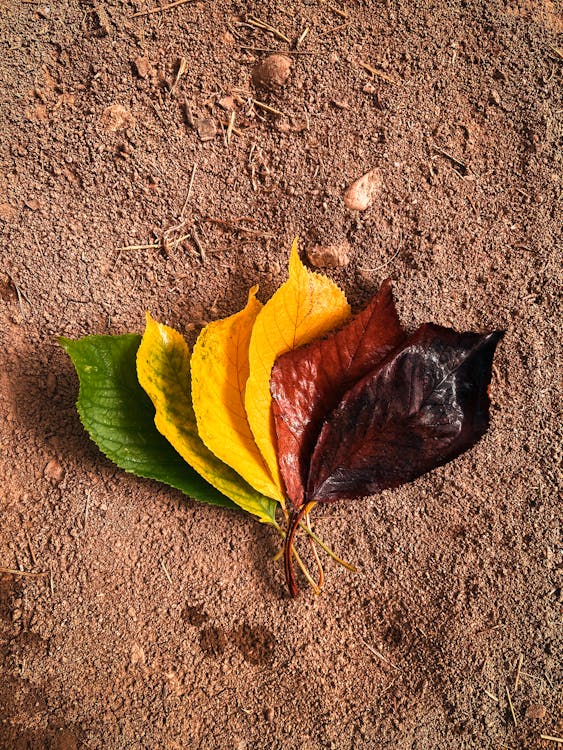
[
  {"x1": 0, "y1": 567, "x2": 47, "y2": 578},
  {"x1": 506, "y1": 686, "x2": 518, "y2": 727},
  {"x1": 132, "y1": 0, "x2": 194, "y2": 18},
  {"x1": 246, "y1": 15, "x2": 290, "y2": 43},
  {"x1": 359, "y1": 60, "x2": 399, "y2": 84}
]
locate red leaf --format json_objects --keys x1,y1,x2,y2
[
  {"x1": 307, "y1": 324, "x2": 504, "y2": 503},
  {"x1": 270, "y1": 279, "x2": 406, "y2": 508}
]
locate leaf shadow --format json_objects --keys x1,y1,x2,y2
[{"x1": 9, "y1": 336, "x2": 286, "y2": 593}]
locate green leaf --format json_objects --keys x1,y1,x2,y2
[
  {"x1": 59, "y1": 334, "x2": 237, "y2": 510},
  {"x1": 136, "y1": 314, "x2": 279, "y2": 526}
]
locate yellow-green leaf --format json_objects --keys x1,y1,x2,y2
[
  {"x1": 191, "y1": 287, "x2": 284, "y2": 502},
  {"x1": 245, "y1": 239, "x2": 351, "y2": 491},
  {"x1": 136, "y1": 313, "x2": 278, "y2": 525}
]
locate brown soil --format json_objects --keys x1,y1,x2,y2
[{"x1": 1, "y1": 0, "x2": 561, "y2": 748}]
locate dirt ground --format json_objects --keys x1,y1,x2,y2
[{"x1": 0, "y1": 0, "x2": 561, "y2": 748}]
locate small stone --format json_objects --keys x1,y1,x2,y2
[
  {"x1": 251, "y1": 54, "x2": 292, "y2": 90},
  {"x1": 306, "y1": 242, "x2": 351, "y2": 268},
  {"x1": 218, "y1": 96, "x2": 236, "y2": 111},
  {"x1": 130, "y1": 643, "x2": 146, "y2": 666},
  {"x1": 44, "y1": 459, "x2": 64, "y2": 483},
  {"x1": 133, "y1": 56, "x2": 152, "y2": 79},
  {"x1": 331, "y1": 98, "x2": 350, "y2": 109},
  {"x1": 264, "y1": 706, "x2": 274, "y2": 723},
  {"x1": 343, "y1": 169, "x2": 381, "y2": 211},
  {"x1": 195, "y1": 117, "x2": 217, "y2": 142},
  {"x1": 490, "y1": 89, "x2": 501, "y2": 105},
  {"x1": 24, "y1": 198, "x2": 41, "y2": 211},
  {"x1": 525, "y1": 703, "x2": 546, "y2": 720},
  {"x1": 101, "y1": 104, "x2": 136, "y2": 132},
  {"x1": 0, "y1": 203, "x2": 17, "y2": 223}
]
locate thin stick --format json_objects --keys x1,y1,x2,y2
[
  {"x1": 284, "y1": 501, "x2": 316, "y2": 597},
  {"x1": 191, "y1": 227, "x2": 206, "y2": 261},
  {"x1": 298, "y1": 522, "x2": 357, "y2": 571},
  {"x1": 506, "y1": 685, "x2": 517, "y2": 727},
  {"x1": 358, "y1": 61, "x2": 399, "y2": 84},
  {"x1": 160, "y1": 558, "x2": 173, "y2": 585},
  {"x1": 541, "y1": 736, "x2": 563, "y2": 745},
  {"x1": 321, "y1": 21, "x2": 351, "y2": 36},
  {"x1": 306, "y1": 513, "x2": 324, "y2": 590},
  {"x1": 329, "y1": 4, "x2": 348, "y2": 17},
  {"x1": 514, "y1": 653, "x2": 523, "y2": 689},
  {"x1": 226, "y1": 111, "x2": 235, "y2": 145},
  {"x1": 359, "y1": 229, "x2": 403, "y2": 272},
  {"x1": 181, "y1": 163, "x2": 197, "y2": 218},
  {"x1": 0, "y1": 567, "x2": 47, "y2": 578},
  {"x1": 296, "y1": 27, "x2": 309, "y2": 47},
  {"x1": 239, "y1": 45, "x2": 320, "y2": 56},
  {"x1": 484, "y1": 689, "x2": 498, "y2": 702},
  {"x1": 115, "y1": 242, "x2": 160, "y2": 252},
  {"x1": 292, "y1": 547, "x2": 321, "y2": 595},
  {"x1": 171, "y1": 57, "x2": 188, "y2": 93},
  {"x1": 49, "y1": 570, "x2": 54, "y2": 595},
  {"x1": 363, "y1": 640, "x2": 400, "y2": 670},
  {"x1": 26, "y1": 533, "x2": 37, "y2": 567},
  {"x1": 246, "y1": 16, "x2": 291, "y2": 43},
  {"x1": 132, "y1": 0, "x2": 194, "y2": 18},
  {"x1": 434, "y1": 145, "x2": 468, "y2": 172},
  {"x1": 253, "y1": 99, "x2": 285, "y2": 116}
]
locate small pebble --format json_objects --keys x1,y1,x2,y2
[
  {"x1": 306, "y1": 242, "x2": 351, "y2": 268},
  {"x1": 525, "y1": 703, "x2": 546, "y2": 720},
  {"x1": 133, "y1": 56, "x2": 152, "y2": 79},
  {"x1": 101, "y1": 104, "x2": 135, "y2": 132},
  {"x1": 251, "y1": 54, "x2": 292, "y2": 90},
  {"x1": 195, "y1": 117, "x2": 217, "y2": 142},
  {"x1": 343, "y1": 169, "x2": 381, "y2": 211},
  {"x1": 218, "y1": 96, "x2": 236, "y2": 111},
  {"x1": 44, "y1": 458, "x2": 64, "y2": 483},
  {"x1": 0, "y1": 203, "x2": 17, "y2": 223}
]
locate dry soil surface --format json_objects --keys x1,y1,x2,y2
[{"x1": 0, "y1": 0, "x2": 561, "y2": 748}]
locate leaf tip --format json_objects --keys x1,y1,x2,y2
[{"x1": 288, "y1": 236, "x2": 302, "y2": 275}]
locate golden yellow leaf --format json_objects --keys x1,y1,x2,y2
[
  {"x1": 191, "y1": 287, "x2": 284, "y2": 502},
  {"x1": 136, "y1": 313, "x2": 278, "y2": 525},
  {"x1": 245, "y1": 239, "x2": 351, "y2": 493}
]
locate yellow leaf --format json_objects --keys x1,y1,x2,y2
[
  {"x1": 136, "y1": 313, "x2": 278, "y2": 525},
  {"x1": 191, "y1": 287, "x2": 284, "y2": 502},
  {"x1": 245, "y1": 239, "x2": 351, "y2": 492}
]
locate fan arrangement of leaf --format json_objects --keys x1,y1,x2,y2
[{"x1": 60, "y1": 240, "x2": 503, "y2": 597}]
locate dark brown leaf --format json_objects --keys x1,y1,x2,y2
[
  {"x1": 270, "y1": 280, "x2": 405, "y2": 507},
  {"x1": 307, "y1": 324, "x2": 504, "y2": 503}
]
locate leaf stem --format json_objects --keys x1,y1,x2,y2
[
  {"x1": 306, "y1": 513, "x2": 324, "y2": 590},
  {"x1": 284, "y1": 501, "x2": 316, "y2": 597},
  {"x1": 298, "y1": 521, "x2": 357, "y2": 572},
  {"x1": 292, "y1": 547, "x2": 321, "y2": 595}
]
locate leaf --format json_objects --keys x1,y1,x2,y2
[
  {"x1": 270, "y1": 279, "x2": 406, "y2": 507},
  {"x1": 191, "y1": 287, "x2": 283, "y2": 502},
  {"x1": 136, "y1": 313, "x2": 278, "y2": 525},
  {"x1": 307, "y1": 324, "x2": 504, "y2": 503},
  {"x1": 245, "y1": 239, "x2": 351, "y2": 491},
  {"x1": 59, "y1": 334, "x2": 236, "y2": 510}
]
